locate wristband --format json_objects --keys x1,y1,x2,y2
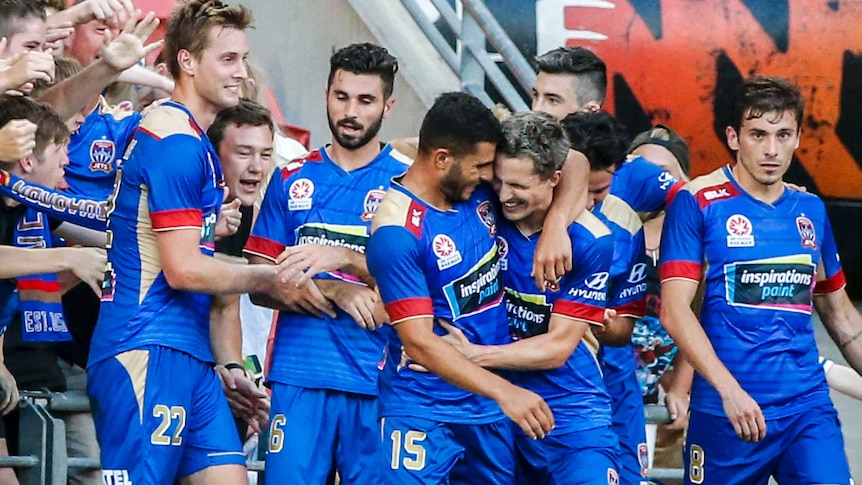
[{"x1": 223, "y1": 362, "x2": 245, "y2": 372}]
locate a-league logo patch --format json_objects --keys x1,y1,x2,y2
[
  {"x1": 433, "y1": 234, "x2": 462, "y2": 270},
  {"x1": 796, "y1": 215, "x2": 817, "y2": 249},
  {"x1": 638, "y1": 442, "x2": 650, "y2": 475},
  {"x1": 89, "y1": 139, "x2": 115, "y2": 173},
  {"x1": 288, "y1": 178, "x2": 314, "y2": 211},
  {"x1": 726, "y1": 214, "x2": 754, "y2": 247},
  {"x1": 607, "y1": 468, "x2": 619, "y2": 485},
  {"x1": 496, "y1": 236, "x2": 509, "y2": 270},
  {"x1": 476, "y1": 200, "x2": 496, "y2": 236},
  {"x1": 361, "y1": 187, "x2": 386, "y2": 221}
]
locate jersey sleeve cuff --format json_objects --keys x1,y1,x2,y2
[
  {"x1": 665, "y1": 180, "x2": 685, "y2": 206},
  {"x1": 659, "y1": 260, "x2": 702, "y2": 283},
  {"x1": 151, "y1": 209, "x2": 202, "y2": 231},
  {"x1": 552, "y1": 300, "x2": 605, "y2": 327},
  {"x1": 814, "y1": 268, "x2": 846, "y2": 295},
  {"x1": 385, "y1": 298, "x2": 434, "y2": 324},
  {"x1": 613, "y1": 298, "x2": 647, "y2": 319},
  {"x1": 243, "y1": 235, "x2": 284, "y2": 261}
]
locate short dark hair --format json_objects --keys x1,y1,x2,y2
[
  {"x1": 164, "y1": 0, "x2": 253, "y2": 80},
  {"x1": 418, "y1": 92, "x2": 503, "y2": 158},
  {"x1": 498, "y1": 111, "x2": 569, "y2": 180},
  {"x1": 0, "y1": 0, "x2": 47, "y2": 41},
  {"x1": 562, "y1": 110, "x2": 630, "y2": 172},
  {"x1": 535, "y1": 47, "x2": 607, "y2": 106},
  {"x1": 208, "y1": 98, "x2": 274, "y2": 150},
  {"x1": 0, "y1": 95, "x2": 69, "y2": 164},
  {"x1": 730, "y1": 75, "x2": 804, "y2": 133},
  {"x1": 327, "y1": 43, "x2": 399, "y2": 100}
]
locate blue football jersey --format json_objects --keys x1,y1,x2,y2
[
  {"x1": 67, "y1": 97, "x2": 141, "y2": 200},
  {"x1": 497, "y1": 210, "x2": 614, "y2": 434},
  {"x1": 611, "y1": 155, "x2": 683, "y2": 213},
  {"x1": 367, "y1": 182, "x2": 507, "y2": 424},
  {"x1": 89, "y1": 101, "x2": 223, "y2": 366},
  {"x1": 593, "y1": 195, "x2": 648, "y2": 386},
  {"x1": 244, "y1": 145, "x2": 410, "y2": 396},
  {"x1": 660, "y1": 166, "x2": 842, "y2": 419}
]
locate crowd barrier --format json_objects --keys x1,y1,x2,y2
[{"x1": 1, "y1": 391, "x2": 683, "y2": 483}]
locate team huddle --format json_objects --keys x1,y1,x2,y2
[{"x1": 0, "y1": 0, "x2": 861, "y2": 484}]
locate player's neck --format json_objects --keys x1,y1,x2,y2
[
  {"x1": 401, "y1": 164, "x2": 453, "y2": 212},
  {"x1": 731, "y1": 163, "x2": 785, "y2": 204},
  {"x1": 515, "y1": 212, "x2": 545, "y2": 237},
  {"x1": 170, "y1": 84, "x2": 218, "y2": 132},
  {"x1": 326, "y1": 139, "x2": 381, "y2": 172}
]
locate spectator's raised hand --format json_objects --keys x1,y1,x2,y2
[
  {"x1": 0, "y1": 48, "x2": 55, "y2": 93},
  {"x1": 63, "y1": 0, "x2": 136, "y2": 25},
  {"x1": 45, "y1": 22, "x2": 74, "y2": 52},
  {"x1": 99, "y1": 10, "x2": 162, "y2": 73},
  {"x1": 215, "y1": 198, "x2": 242, "y2": 238},
  {"x1": 0, "y1": 119, "x2": 37, "y2": 161},
  {"x1": 64, "y1": 247, "x2": 108, "y2": 295}
]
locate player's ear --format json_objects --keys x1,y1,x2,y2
[
  {"x1": 432, "y1": 148, "x2": 450, "y2": 170},
  {"x1": 548, "y1": 170, "x2": 562, "y2": 188},
  {"x1": 177, "y1": 49, "x2": 194, "y2": 76},
  {"x1": 383, "y1": 97, "x2": 396, "y2": 119},
  {"x1": 725, "y1": 126, "x2": 739, "y2": 151},
  {"x1": 18, "y1": 155, "x2": 36, "y2": 174}
]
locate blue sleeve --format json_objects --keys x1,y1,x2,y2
[
  {"x1": 608, "y1": 227, "x2": 647, "y2": 317},
  {"x1": 367, "y1": 225, "x2": 432, "y2": 323},
  {"x1": 142, "y1": 135, "x2": 208, "y2": 224},
  {"x1": 245, "y1": 168, "x2": 296, "y2": 260},
  {"x1": 659, "y1": 189, "x2": 704, "y2": 282},
  {"x1": 554, "y1": 228, "x2": 612, "y2": 325},
  {"x1": 614, "y1": 157, "x2": 678, "y2": 212}
]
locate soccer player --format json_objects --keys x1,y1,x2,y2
[
  {"x1": 660, "y1": 75, "x2": 861, "y2": 484},
  {"x1": 564, "y1": 110, "x2": 650, "y2": 485},
  {"x1": 367, "y1": 92, "x2": 561, "y2": 484},
  {"x1": 436, "y1": 111, "x2": 619, "y2": 483},
  {"x1": 86, "y1": 2, "x2": 285, "y2": 483},
  {"x1": 244, "y1": 43, "x2": 407, "y2": 484},
  {"x1": 533, "y1": 46, "x2": 683, "y2": 214}
]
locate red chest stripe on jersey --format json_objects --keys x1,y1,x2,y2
[
  {"x1": 151, "y1": 209, "x2": 202, "y2": 230},
  {"x1": 386, "y1": 297, "x2": 433, "y2": 323},
  {"x1": 244, "y1": 235, "x2": 285, "y2": 261},
  {"x1": 666, "y1": 180, "x2": 685, "y2": 206},
  {"x1": 281, "y1": 150, "x2": 323, "y2": 180},
  {"x1": 814, "y1": 268, "x2": 846, "y2": 295},
  {"x1": 660, "y1": 260, "x2": 702, "y2": 282},
  {"x1": 694, "y1": 182, "x2": 740, "y2": 209},
  {"x1": 552, "y1": 300, "x2": 605, "y2": 326},
  {"x1": 613, "y1": 298, "x2": 647, "y2": 319}
]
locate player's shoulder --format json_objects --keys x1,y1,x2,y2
[
  {"x1": 597, "y1": 194, "x2": 642, "y2": 236},
  {"x1": 681, "y1": 166, "x2": 744, "y2": 208},
  {"x1": 137, "y1": 104, "x2": 202, "y2": 142},
  {"x1": 274, "y1": 148, "x2": 323, "y2": 181},
  {"x1": 371, "y1": 183, "x2": 427, "y2": 240},
  {"x1": 386, "y1": 144, "x2": 415, "y2": 168},
  {"x1": 571, "y1": 209, "x2": 611, "y2": 240}
]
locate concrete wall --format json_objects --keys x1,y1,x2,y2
[{"x1": 240, "y1": 1, "x2": 457, "y2": 148}]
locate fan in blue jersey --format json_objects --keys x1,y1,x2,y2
[
  {"x1": 87, "y1": 3, "x2": 289, "y2": 484},
  {"x1": 660, "y1": 76, "x2": 861, "y2": 484},
  {"x1": 369, "y1": 93, "x2": 587, "y2": 484},
  {"x1": 564, "y1": 110, "x2": 651, "y2": 485},
  {"x1": 243, "y1": 43, "x2": 409, "y2": 484},
  {"x1": 432, "y1": 112, "x2": 620, "y2": 483}
]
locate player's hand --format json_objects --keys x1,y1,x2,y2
[
  {"x1": 437, "y1": 319, "x2": 476, "y2": 360},
  {"x1": 401, "y1": 346, "x2": 429, "y2": 373},
  {"x1": 532, "y1": 218, "x2": 572, "y2": 291},
  {"x1": 99, "y1": 10, "x2": 162, "y2": 74},
  {"x1": 0, "y1": 119, "x2": 37, "y2": 161},
  {"x1": 0, "y1": 48, "x2": 55, "y2": 92},
  {"x1": 274, "y1": 279, "x2": 336, "y2": 318},
  {"x1": 784, "y1": 181, "x2": 807, "y2": 192},
  {"x1": 275, "y1": 244, "x2": 352, "y2": 286},
  {"x1": 720, "y1": 385, "x2": 766, "y2": 442},
  {"x1": 0, "y1": 364, "x2": 19, "y2": 415},
  {"x1": 69, "y1": 0, "x2": 135, "y2": 24},
  {"x1": 663, "y1": 388, "x2": 690, "y2": 431},
  {"x1": 65, "y1": 247, "x2": 107, "y2": 295},
  {"x1": 325, "y1": 282, "x2": 383, "y2": 330},
  {"x1": 497, "y1": 385, "x2": 554, "y2": 440},
  {"x1": 215, "y1": 365, "x2": 270, "y2": 433},
  {"x1": 215, "y1": 198, "x2": 242, "y2": 238},
  {"x1": 45, "y1": 22, "x2": 74, "y2": 51}
]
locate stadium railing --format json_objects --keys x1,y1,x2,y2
[{"x1": 3, "y1": 392, "x2": 683, "y2": 483}]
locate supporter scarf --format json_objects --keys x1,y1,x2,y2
[
  {"x1": 0, "y1": 168, "x2": 107, "y2": 231},
  {"x1": 12, "y1": 208, "x2": 71, "y2": 342}
]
